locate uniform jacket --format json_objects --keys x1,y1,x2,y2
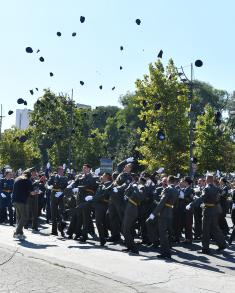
[{"x1": 152, "y1": 184, "x2": 178, "y2": 218}]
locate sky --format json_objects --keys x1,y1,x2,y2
[{"x1": 0, "y1": 0, "x2": 235, "y2": 130}]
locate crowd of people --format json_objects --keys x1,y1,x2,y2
[{"x1": 0, "y1": 157, "x2": 235, "y2": 259}]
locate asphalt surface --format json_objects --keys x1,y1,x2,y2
[{"x1": 0, "y1": 215, "x2": 234, "y2": 293}]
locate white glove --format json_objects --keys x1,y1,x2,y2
[
  {"x1": 200, "y1": 203, "x2": 205, "y2": 209},
  {"x1": 95, "y1": 168, "x2": 101, "y2": 176},
  {"x1": 67, "y1": 180, "x2": 75, "y2": 189},
  {"x1": 113, "y1": 187, "x2": 118, "y2": 193},
  {"x1": 232, "y1": 203, "x2": 235, "y2": 210},
  {"x1": 179, "y1": 191, "x2": 184, "y2": 199},
  {"x1": 1, "y1": 193, "x2": 7, "y2": 198},
  {"x1": 85, "y1": 195, "x2": 93, "y2": 201},
  {"x1": 72, "y1": 187, "x2": 79, "y2": 193},
  {"x1": 156, "y1": 167, "x2": 164, "y2": 174},
  {"x1": 47, "y1": 185, "x2": 53, "y2": 190},
  {"x1": 186, "y1": 204, "x2": 191, "y2": 210},
  {"x1": 126, "y1": 157, "x2": 134, "y2": 163},
  {"x1": 46, "y1": 162, "x2": 50, "y2": 169},
  {"x1": 55, "y1": 191, "x2": 63, "y2": 198},
  {"x1": 149, "y1": 213, "x2": 155, "y2": 220}
]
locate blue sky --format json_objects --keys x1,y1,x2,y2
[{"x1": 1, "y1": 0, "x2": 235, "y2": 130}]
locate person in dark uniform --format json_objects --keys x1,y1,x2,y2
[
  {"x1": 187, "y1": 175, "x2": 227, "y2": 254},
  {"x1": 108, "y1": 157, "x2": 133, "y2": 242},
  {"x1": 147, "y1": 175, "x2": 178, "y2": 259},
  {"x1": 67, "y1": 164, "x2": 97, "y2": 242},
  {"x1": 0, "y1": 169, "x2": 14, "y2": 225},
  {"x1": 122, "y1": 176, "x2": 147, "y2": 254},
  {"x1": 146, "y1": 176, "x2": 168, "y2": 247},
  {"x1": 48, "y1": 166, "x2": 68, "y2": 236},
  {"x1": 138, "y1": 173, "x2": 156, "y2": 245},
  {"x1": 183, "y1": 176, "x2": 194, "y2": 244},
  {"x1": 27, "y1": 168, "x2": 40, "y2": 231},
  {"x1": 218, "y1": 177, "x2": 230, "y2": 236},
  {"x1": 174, "y1": 178, "x2": 185, "y2": 242},
  {"x1": 92, "y1": 173, "x2": 112, "y2": 246},
  {"x1": 193, "y1": 178, "x2": 205, "y2": 240}
]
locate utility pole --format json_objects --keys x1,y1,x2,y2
[{"x1": 0, "y1": 104, "x2": 5, "y2": 140}]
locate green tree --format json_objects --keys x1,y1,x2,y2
[
  {"x1": 135, "y1": 59, "x2": 190, "y2": 174},
  {"x1": 193, "y1": 81, "x2": 229, "y2": 116},
  {"x1": 0, "y1": 128, "x2": 40, "y2": 170},
  {"x1": 194, "y1": 104, "x2": 235, "y2": 172}
]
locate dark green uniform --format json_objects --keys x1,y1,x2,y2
[
  {"x1": 191, "y1": 184, "x2": 226, "y2": 253},
  {"x1": 48, "y1": 174, "x2": 68, "y2": 236},
  {"x1": 70, "y1": 173, "x2": 98, "y2": 241},
  {"x1": 122, "y1": 182, "x2": 146, "y2": 253},
  {"x1": 92, "y1": 181, "x2": 112, "y2": 245},
  {"x1": 152, "y1": 184, "x2": 178, "y2": 257},
  {"x1": 108, "y1": 171, "x2": 132, "y2": 241}
]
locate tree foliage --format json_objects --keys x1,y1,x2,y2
[
  {"x1": 194, "y1": 104, "x2": 235, "y2": 173},
  {"x1": 134, "y1": 59, "x2": 190, "y2": 174}
]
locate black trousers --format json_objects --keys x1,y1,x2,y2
[
  {"x1": 94, "y1": 202, "x2": 109, "y2": 242},
  {"x1": 123, "y1": 203, "x2": 138, "y2": 250},
  {"x1": 218, "y1": 213, "x2": 229, "y2": 235},
  {"x1": 194, "y1": 207, "x2": 202, "y2": 238},
  {"x1": 76, "y1": 202, "x2": 94, "y2": 238},
  {"x1": 202, "y1": 215, "x2": 226, "y2": 250},
  {"x1": 50, "y1": 194, "x2": 65, "y2": 234},
  {"x1": 158, "y1": 216, "x2": 173, "y2": 255},
  {"x1": 108, "y1": 198, "x2": 125, "y2": 238},
  {"x1": 139, "y1": 203, "x2": 152, "y2": 242},
  {"x1": 146, "y1": 217, "x2": 159, "y2": 244}
]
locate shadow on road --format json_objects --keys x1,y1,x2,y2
[{"x1": 18, "y1": 240, "x2": 58, "y2": 250}]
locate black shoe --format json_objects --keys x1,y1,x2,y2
[
  {"x1": 32, "y1": 228, "x2": 39, "y2": 233},
  {"x1": 51, "y1": 231, "x2": 58, "y2": 236},
  {"x1": 200, "y1": 249, "x2": 211, "y2": 255},
  {"x1": 100, "y1": 239, "x2": 106, "y2": 247},
  {"x1": 122, "y1": 248, "x2": 131, "y2": 252},
  {"x1": 157, "y1": 253, "x2": 171, "y2": 259},
  {"x1": 129, "y1": 248, "x2": 139, "y2": 255},
  {"x1": 79, "y1": 236, "x2": 87, "y2": 243},
  {"x1": 66, "y1": 234, "x2": 73, "y2": 239}
]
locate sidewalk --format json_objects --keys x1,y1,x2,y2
[{"x1": 0, "y1": 223, "x2": 234, "y2": 293}]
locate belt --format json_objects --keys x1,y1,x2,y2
[
  {"x1": 2, "y1": 189, "x2": 12, "y2": 193},
  {"x1": 53, "y1": 188, "x2": 62, "y2": 192},
  {"x1": 165, "y1": 203, "x2": 173, "y2": 208},
  {"x1": 205, "y1": 203, "x2": 215, "y2": 207},
  {"x1": 128, "y1": 198, "x2": 138, "y2": 207}
]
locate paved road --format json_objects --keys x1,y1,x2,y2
[{"x1": 0, "y1": 217, "x2": 234, "y2": 293}]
